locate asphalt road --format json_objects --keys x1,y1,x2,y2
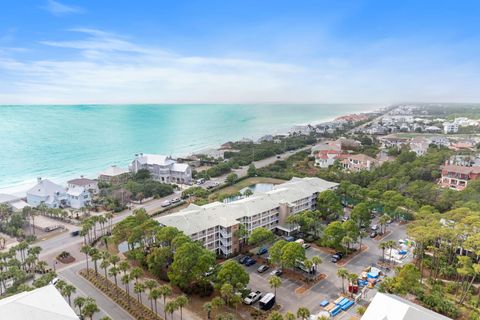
[{"x1": 59, "y1": 261, "x2": 134, "y2": 320}]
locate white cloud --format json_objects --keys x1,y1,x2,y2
[
  {"x1": 43, "y1": 0, "x2": 84, "y2": 16},
  {"x1": 0, "y1": 29, "x2": 479, "y2": 104}
]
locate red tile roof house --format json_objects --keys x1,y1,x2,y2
[
  {"x1": 314, "y1": 150, "x2": 345, "y2": 168},
  {"x1": 341, "y1": 154, "x2": 377, "y2": 172},
  {"x1": 439, "y1": 162, "x2": 480, "y2": 191}
]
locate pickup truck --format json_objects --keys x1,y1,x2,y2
[{"x1": 243, "y1": 291, "x2": 262, "y2": 305}]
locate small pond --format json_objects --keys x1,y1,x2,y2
[
  {"x1": 224, "y1": 183, "x2": 276, "y2": 203},
  {"x1": 240, "y1": 183, "x2": 275, "y2": 194}
]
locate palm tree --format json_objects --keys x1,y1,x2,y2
[
  {"x1": 296, "y1": 307, "x2": 310, "y2": 320},
  {"x1": 109, "y1": 254, "x2": 120, "y2": 267},
  {"x1": 337, "y1": 267, "x2": 349, "y2": 294},
  {"x1": 82, "y1": 299, "x2": 100, "y2": 320},
  {"x1": 121, "y1": 273, "x2": 132, "y2": 306},
  {"x1": 379, "y1": 214, "x2": 390, "y2": 234},
  {"x1": 118, "y1": 260, "x2": 130, "y2": 275},
  {"x1": 80, "y1": 245, "x2": 91, "y2": 270},
  {"x1": 347, "y1": 273, "x2": 358, "y2": 298},
  {"x1": 379, "y1": 241, "x2": 388, "y2": 262},
  {"x1": 74, "y1": 296, "x2": 86, "y2": 315},
  {"x1": 62, "y1": 284, "x2": 76, "y2": 306},
  {"x1": 165, "y1": 300, "x2": 178, "y2": 320},
  {"x1": 268, "y1": 311, "x2": 284, "y2": 320},
  {"x1": 144, "y1": 279, "x2": 158, "y2": 310},
  {"x1": 159, "y1": 284, "x2": 173, "y2": 320},
  {"x1": 105, "y1": 212, "x2": 114, "y2": 234},
  {"x1": 89, "y1": 248, "x2": 100, "y2": 275},
  {"x1": 130, "y1": 266, "x2": 144, "y2": 285},
  {"x1": 284, "y1": 312, "x2": 296, "y2": 320},
  {"x1": 211, "y1": 297, "x2": 225, "y2": 320},
  {"x1": 203, "y1": 302, "x2": 213, "y2": 320},
  {"x1": 134, "y1": 281, "x2": 145, "y2": 303},
  {"x1": 149, "y1": 287, "x2": 161, "y2": 315},
  {"x1": 100, "y1": 257, "x2": 110, "y2": 286},
  {"x1": 108, "y1": 266, "x2": 119, "y2": 297},
  {"x1": 268, "y1": 275, "x2": 282, "y2": 296},
  {"x1": 311, "y1": 256, "x2": 322, "y2": 268}
]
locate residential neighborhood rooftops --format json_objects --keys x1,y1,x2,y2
[
  {"x1": 361, "y1": 292, "x2": 451, "y2": 320},
  {"x1": 0, "y1": 284, "x2": 79, "y2": 320},
  {"x1": 441, "y1": 164, "x2": 480, "y2": 175}
]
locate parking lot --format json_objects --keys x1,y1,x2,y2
[{"x1": 239, "y1": 218, "x2": 412, "y2": 317}]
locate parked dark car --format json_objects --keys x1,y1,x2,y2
[
  {"x1": 70, "y1": 230, "x2": 80, "y2": 237},
  {"x1": 245, "y1": 258, "x2": 257, "y2": 266},
  {"x1": 257, "y1": 265, "x2": 269, "y2": 273},
  {"x1": 238, "y1": 255, "x2": 249, "y2": 264},
  {"x1": 257, "y1": 247, "x2": 268, "y2": 255},
  {"x1": 331, "y1": 254, "x2": 342, "y2": 263},
  {"x1": 370, "y1": 231, "x2": 377, "y2": 238}
]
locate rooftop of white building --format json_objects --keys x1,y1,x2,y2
[
  {"x1": 155, "y1": 177, "x2": 338, "y2": 235},
  {"x1": 361, "y1": 293, "x2": 451, "y2": 320},
  {"x1": 27, "y1": 179, "x2": 65, "y2": 197},
  {"x1": 0, "y1": 284, "x2": 79, "y2": 320}
]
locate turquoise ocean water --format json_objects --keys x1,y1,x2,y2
[{"x1": 0, "y1": 104, "x2": 376, "y2": 194}]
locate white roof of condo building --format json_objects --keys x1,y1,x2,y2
[
  {"x1": 361, "y1": 293, "x2": 451, "y2": 320},
  {"x1": 155, "y1": 177, "x2": 338, "y2": 235},
  {"x1": 0, "y1": 284, "x2": 79, "y2": 320}
]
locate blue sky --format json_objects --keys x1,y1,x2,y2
[{"x1": 1, "y1": 0, "x2": 479, "y2": 104}]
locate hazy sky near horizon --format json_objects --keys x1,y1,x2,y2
[{"x1": 0, "y1": 0, "x2": 479, "y2": 104}]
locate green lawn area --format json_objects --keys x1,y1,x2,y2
[{"x1": 210, "y1": 176, "x2": 286, "y2": 197}]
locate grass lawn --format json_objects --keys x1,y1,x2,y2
[{"x1": 210, "y1": 177, "x2": 286, "y2": 197}]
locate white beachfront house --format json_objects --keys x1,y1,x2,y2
[
  {"x1": 65, "y1": 177, "x2": 97, "y2": 209},
  {"x1": 26, "y1": 178, "x2": 67, "y2": 208},
  {"x1": 129, "y1": 153, "x2": 192, "y2": 184}
]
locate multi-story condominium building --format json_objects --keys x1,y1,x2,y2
[
  {"x1": 409, "y1": 137, "x2": 430, "y2": 156},
  {"x1": 156, "y1": 177, "x2": 338, "y2": 257},
  {"x1": 443, "y1": 122, "x2": 459, "y2": 134},
  {"x1": 341, "y1": 154, "x2": 377, "y2": 172},
  {"x1": 439, "y1": 163, "x2": 480, "y2": 191},
  {"x1": 130, "y1": 153, "x2": 192, "y2": 184}
]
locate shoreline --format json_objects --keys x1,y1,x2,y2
[{"x1": 0, "y1": 105, "x2": 382, "y2": 196}]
